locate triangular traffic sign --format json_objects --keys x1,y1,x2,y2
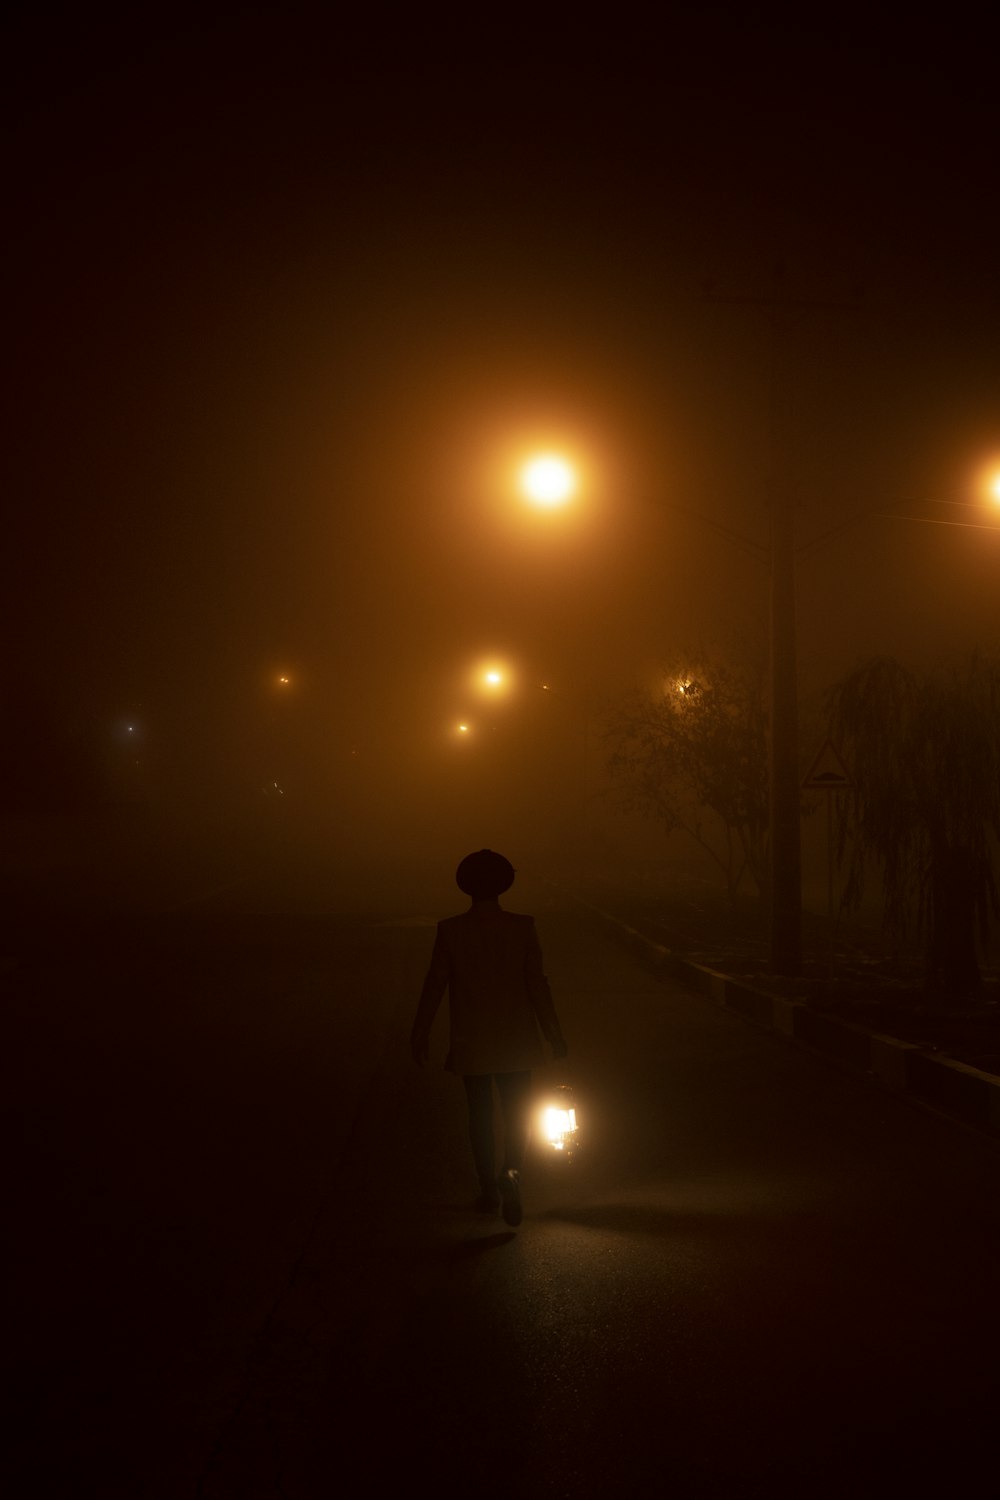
[{"x1": 802, "y1": 738, "x2": 852, "y2": 789}]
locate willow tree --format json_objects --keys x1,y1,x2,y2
[
  {"x1": 828, "y1": 652, "x2": 1000, "y2": 1003},
  {"x1": 603, "y1": 645, "x2": 768, "y2": 906}
]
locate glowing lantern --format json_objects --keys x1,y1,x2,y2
[{"x1": 537, "y1": 1084, "x2": 580, "y2": 1158}]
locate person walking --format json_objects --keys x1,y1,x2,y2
[{"x1": 410, "y1": 849, "x2": 568, "y2": 1226}]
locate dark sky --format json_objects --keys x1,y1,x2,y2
[{"x1": 7, "y1": 14, "x2": 999, "y2": 828}]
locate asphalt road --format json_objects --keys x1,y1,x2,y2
[{"x1": 9, "y1": 858, "x2": 1000, "y2": 1497}]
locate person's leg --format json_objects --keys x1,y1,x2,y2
[
  {"x1": 494, "y1": 1071, "x2": 530, "y2": 1227},
  {"x1": 495, "y1": 1071, "x2": 532, "y2": 1172},
  {"x1": 462, "y1": 1074, "x2": 498, "y2": 1200}
]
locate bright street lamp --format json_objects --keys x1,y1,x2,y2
[
  {"x1": 521, "y1": 454, "x2": 576, "y2": 508},
  {"x1": 471, "y1": 659, "x2": 514, "y2": 695}
]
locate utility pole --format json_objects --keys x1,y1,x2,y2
[
  {"x1": 768, "y1": 467, "x2": 801, "y2": 975},
  {"x1": 705, "y1": 267, "x2": 860, "y2": 975}
]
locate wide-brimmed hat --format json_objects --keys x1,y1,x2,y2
[{"x1": 456, "y1": 848, "x2": 515, "y2": 898}]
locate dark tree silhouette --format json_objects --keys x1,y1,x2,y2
[
  {"x1": 827, "y1": 651, "x2": 1000, "y2": 1004},
  {"x1": 603, "y1": 644, "x2": 768, "y2": 906}
]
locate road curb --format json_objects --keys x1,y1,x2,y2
[{"x1": 575, "y1": 896, "x2": 1000, "y2": 1141}]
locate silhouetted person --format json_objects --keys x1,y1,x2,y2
[{"x1": 410, "y1": 849, "x2": 568, "y2": 1226}]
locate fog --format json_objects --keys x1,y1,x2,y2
[{"x1": 6, "y1": 18, "x2": 998, "y2": 914}]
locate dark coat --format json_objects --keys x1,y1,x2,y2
[{"x1": 411, "y1": 905, "x2": 564, "y2": 1074}]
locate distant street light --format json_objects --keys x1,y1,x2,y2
[{"x1": 471, "y1": 659, "x2": 514, "y2": 695}]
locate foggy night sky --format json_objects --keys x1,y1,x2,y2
[{"x1": 6, "y1": 14, "x2": 999, "y2": 834}]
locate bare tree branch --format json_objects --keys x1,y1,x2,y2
[{"x1": 602, "y1": 641, "x2": 769, "y2": 906}]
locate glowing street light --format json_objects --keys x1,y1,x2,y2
[
  {"x1": 471, "y1": 659, "x2": 514, "y2": 695},
  {"x1": 958, "y1": 456, "x2": 1000, "y2": 515},
  {"x1": 521, "y1": 454, "x2": 576, "y2": 508}
]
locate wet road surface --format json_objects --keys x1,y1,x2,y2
[{"x1": 9, "y1": 862, "x2": 1000, "y2": 1496}]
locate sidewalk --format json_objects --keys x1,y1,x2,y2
[{"x1": 554, "y1": 870, "x2": 1000, "y2": 1143}]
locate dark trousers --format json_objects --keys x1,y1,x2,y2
[{"x1": 462, "y1": 1071, "x2": 532, "y2": 1190}]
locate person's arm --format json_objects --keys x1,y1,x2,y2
[
  {"x1": 524, "y1": 920, "x2": 568, "y2": 1057},
  {"x1": 410, "y1": 924, "x2": 449, "y2": 1065}
]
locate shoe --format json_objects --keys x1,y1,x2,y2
[
  {"x1": 473, "y1": 1190, "x2": 500, "y2": 1215},
  {"x1": 498, "y1": 1168, "x2": 523, "y2": 1227}
]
